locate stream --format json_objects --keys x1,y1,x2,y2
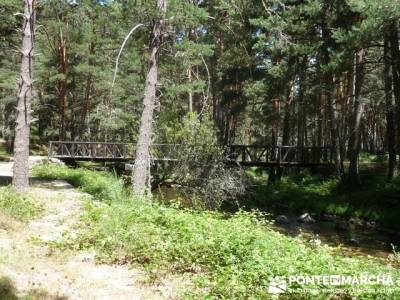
[
  {"x1": 154, "y1": 186, "x2": 399, "y2": 260},
  {"x1": 269, "y1": 209, "x2": 397, "y2": 259}
]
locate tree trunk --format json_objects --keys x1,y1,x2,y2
[
  {"x1": 132, "y1": 0, "x2": 166, "y2": 195},
  {"x1": 326, "y1": 78, "x2": 343, "y2": 176},
  {"x1": 297, "y1": 56, "x2": 307, "y2": 148},
  {"x1": 321, "y1": 25, "x2": 343, "y2": 177},
  {"x1": 57, "y1": 34, "x2": 67, "y2": 141},
  {"x1": 389, "y1": 22, "x2": 400, "y2": 156},
  {"x1": 282, "y1": 81, "x2": 294, "y2": 146},
  {"x1": 79, "y1": 74, "x2": 92, "y2": 139},
  {"x1": 348, "y1": 49, "x2": 366, "y2": 184},
  {"x1": 268, "y1": 96, "x2": 280, "y2": 184},
  {"x1": 385, "y1": 31, "x2": 398, "y2": 180},
  {"x1": 13, "y1": 0, "x2": 35, "y2": 192}
]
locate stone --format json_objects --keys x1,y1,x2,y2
[
  {"x1": 364, "y1": 221, "x2": 376, "y2": 230},
  {"x1": 297, "y1": 213, "x2": 316, "y2": 224},
  {"x1": 349, "y1": 217, "x2": 363, "y2": 226},
  {"x1": 321, "y1": 214, "x2": 336, "y2": 222},
  {"x1": 335, "y1": 220, "x2": 349, "y2": 231},
  {"x1": 349, "y1": 238, "x2": 360, "y2": 246},
  {"x1": 49, "y1": 157, "x2": 64, "y2": 165},
  {"x1": 275, "y1": 215, "x2": 290, "y2": 225}
]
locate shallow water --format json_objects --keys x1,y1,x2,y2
[
  {"x1": 268, "y1": 209, "x2": 397, "y2": 259},
  {"x1": 154, "y1": 186, "x2": 399, "y2": 259}
]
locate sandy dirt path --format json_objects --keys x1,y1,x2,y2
[{"x1": 0, "y1": 180, "x2": 183, "y2": 299}]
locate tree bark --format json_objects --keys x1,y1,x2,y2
[
  {"x1": 389, "y1": 22, "x2": 400, "y2": 156},
  {"x1": 57, "y1": 32, "x2": 67, "y2": 141},
  {"x1": 132, "y1": 0, "x2": 166, "y2": 195},
  {"x1": 385, "y1": 30, "x2": 398, "y2": 180},
  {"x1": 13, "y1": 0, "x2": 35, "y2": 192},
  {"x1": 321, "y1": 25, "x2": 344, "y2": 177},
  {"x1": 282, "y1": 81, "x2": 294, "y2": 146},
  {"x1": 78, "y1": 42, "x2": 95, "y2": 140},
  {"x1": 348, "y1": 49, "x2": 366, "y2": 184},
  {"x1": 297, "y1": 56, "x2": 307, "y2": 148},
  {"x1": 268, "y1": 96, "x2": 280, "y2": 184}
]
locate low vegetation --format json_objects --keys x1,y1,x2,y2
[
  {"x1": 159, "y1": 113, "x2": 247, "y2": 209},
  {"x1": 0, "y1": 139, "x2": 10, "y2": 161},
  {"x1": 33, "y1": 164, "x2": 400, "y2": 298},
  {"x1": 33, "y1": 164, "x2": 128, "y2": 204},
  {"x1": 249, "y1": 167, "x2": 400, "y2": 230},
  {"x1": 0, "y1": 186, "x2": 42, "y2": 222}
]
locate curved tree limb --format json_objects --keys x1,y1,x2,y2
[{"x1": 110, "y1": 23, "x2": 144, "y2": 99}]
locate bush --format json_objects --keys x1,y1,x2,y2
[{"x1": 161, "y1": 113, "x2": 247, "y2": 209}]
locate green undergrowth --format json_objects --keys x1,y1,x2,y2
[
  {"x1": 0, "y1": 139, "x2": 10, "y2": 161},
  {"x1": 33, "y1": 164, "x2": 400, "y2": 299},
  {"x1": 33, "y1": 163, "x2": 128, "y2": 204},
  {"x1": 0, "y1": 187, "x2": 42, "y2": 222},
  {"x1": 250, "y1": 167, "x2": 400, "y2": 230}
]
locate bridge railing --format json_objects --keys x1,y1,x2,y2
[
  {"x1": 226, "y1": 145, "x2": 333, "y2": 165},
  {"x1": 49, "y1": 141, "x2": 333, "y2": 166},
  {"x1": 49, "y1": 141, "x2": 180, "y2": 161},
  {"x1": 49, "y1": 141, "x2": 136, "y2": 159}
]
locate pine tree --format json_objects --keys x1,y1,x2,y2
[{"x1": 13, "y1": 0, "x2": 35, "y2": 192}]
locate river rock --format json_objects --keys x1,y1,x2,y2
[
  {"x1": 363, "y1": 221, "x2": 376, "y2": 230},
  {"x1": 297, "y1": 213, "x2": 316, "y2": 224},
  {"x1": 335, "y1": 220, "x2": 349, "y2": 231},
  {"x1": 276, "y1": 215, "x2": 290, "y2": 225},
  {"x1": 349, "y1": 237, "x2": 360, "y2": 246},
  {"x1": 321, "y1": 214, "x2": 337, "y2": 222},
  {"x1": 349, "y1": 217, "x2": 363, "y2": 226},
  {"x1": 49, "y1": 157, "x2": 64, "y2": 165}
]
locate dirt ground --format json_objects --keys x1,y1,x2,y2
[{"x1": 0, "y1": 179, "x2": 186, "y2": 300}]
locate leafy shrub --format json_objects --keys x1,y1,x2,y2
[{"x1": 161, "y1": 113, "x2": 247, "y2": 209}]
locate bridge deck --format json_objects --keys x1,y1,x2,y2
[{"x1": 49, "y1": 141, "x2": 333, "y2": 167}]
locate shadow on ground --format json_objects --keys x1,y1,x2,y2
[{"x1": 0, "y1": 276, "x2": 67, "y2": 300}]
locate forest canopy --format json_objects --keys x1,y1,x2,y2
[{"x1": 1, "y1": 0, "x2": 400, "y2": 184}]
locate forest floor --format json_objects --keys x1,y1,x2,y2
[{"x1": 0, "y1": 178, "x2": 186, "y2": 299}]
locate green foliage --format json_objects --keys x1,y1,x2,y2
[
  {"x1": 159, "y1": 113, "x2": 246, "y2": 209},
  {"x1": 0, "y1": 139, "x2": 10, "y2": 161},
  {"x1": 251, "y1": 169, "x2": 400, "y2": 229},
  {"x1": 0, "y1": 187, "x2": 42, "y2": 222},
  {"x1": 34, "y1": 164, "x2": 400, "y2": 299},
  {"x1": 32, "y1": 164, "x2": 128, "y2": 204}
]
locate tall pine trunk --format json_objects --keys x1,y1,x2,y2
[
  {"x1": 132, "y1": 0, "x2": 166, "y2": 195},
  {"x1": 268, "y1": 96, "x2": 280, "y2": 184},
  {"x1": 321, "y1": 24, "x2": 343, "y2": 177},
  {"x1": 348, "y1": 49, "x2": 366, "y2": 184},
  {"x1": 385, "y1": 27, "x2": 398, "y2": 180},
  {"x1": 13, "y1": 0, "x2": 35, "y2": 192},
  {"x1": 57, "y1": 33, "x2": 67, "y2": 141},
  {"x1": 389, "y1": 22, "x2": 400, "y2": 157},
  {"x1": 297, "y1": 56, "x2": 307, "y2": 148}
]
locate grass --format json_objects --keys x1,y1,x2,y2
[
  {"x1": 0, "y1": 139, "x2": 11, "y2": 161},
  {"x1": 33, "y1": 163, "x2": 128, "y2": 204},
  {"x1": 0, "y1": 187, "x2": 42, "y2": 222},
  {"x1": 248, "y1": 166, "x2": 400, "y2": 230},
  {"x1": 32, "y1": 163, "x2": 400, "y2": 299}
]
